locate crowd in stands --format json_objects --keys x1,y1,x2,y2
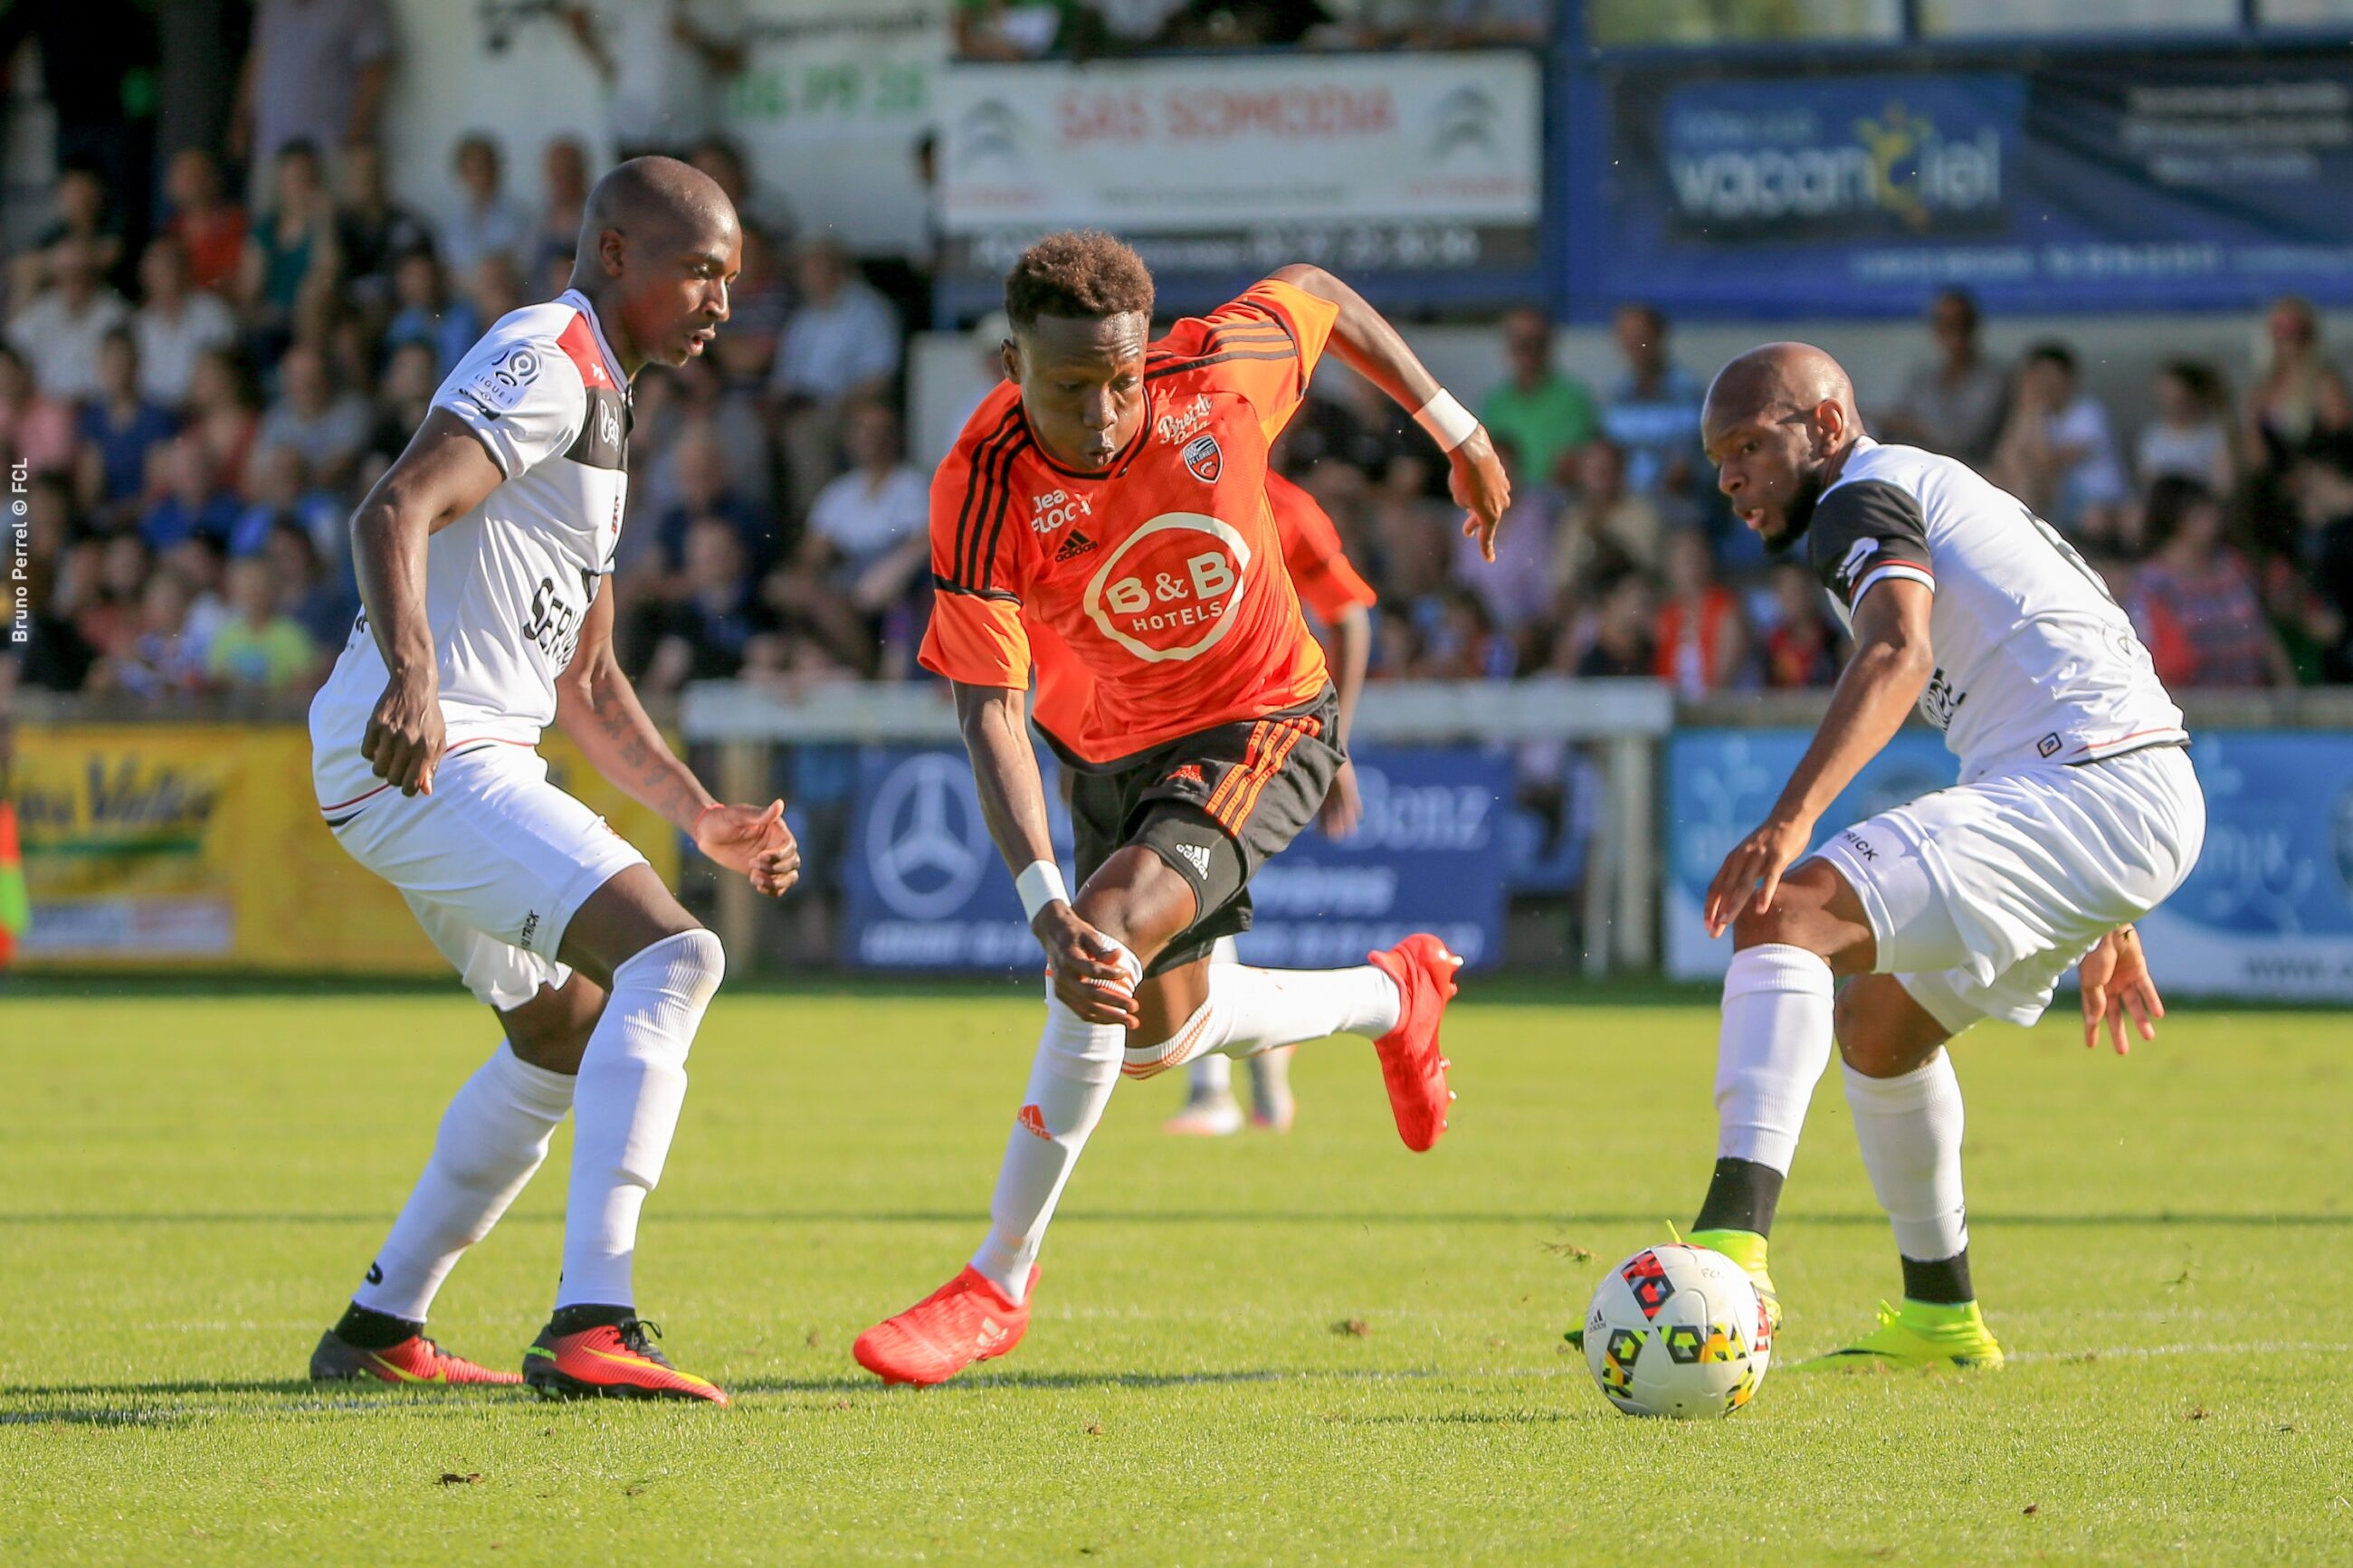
[
  {"x1": 5, "y1": 3, "x2": 2351, "y2": 716},
  {"x1": 950, "y1": 0, "x2": 1549, "y2": 58}
]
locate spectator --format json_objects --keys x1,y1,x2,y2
[
  {"x1": 1363, "y1": 452, "x2": 1453, "y2": 606},
  {"x1": 769, "y1": 238, "x2": 901, "y2": 517},
  {"x1": 384, "y1": 249, "x2": 475, "y2": 374},
  {"x1": 333, "y1": 142, "x2": 434, "y2": 309},
  {"x1": 228, "y1": 445, "x2": 342, "y2": 560},
  {"x1": 207, "y1": 556, "x2": 319, "y2": 691},
  {"x1": 252, "y1": 343, "x2": 373, "y2": 491},
  {"x1": 15, "y1": 165, "x2": 128, "y2": 304},
  {"x1": 1600, "y1": 303, "x2": 1704, "y2": 499},
  {"x1": 131, "y1": 238, "x2": 239, "y2": 408},
  {"x1": 533, "y1": 137, "x2": 595, "y2": 280},
  {"x1": 1989, "y1": 341, "x2": 2129, "y2": 544},
  {"x1": 98, "y1": 569, "x2": 210, "y2": 698},
  {"x1": 266, "y1": 519, "x2": 360, "y2": 651},
  {"x1": 647, "y1": 420, "x2": 773, "y2": 578},
  {"x1": 0, "y1": 1, "x2": 157, "y2": 264},
  {"x1": 73, "y1": 534, "x2": 156, "y2": 671},
  {"x1": 12, "y1": 475, "x2": 99, "y2": 691},
  {"x1": 75, "y1": 330, "x2": 179, "y2": 532},
  {"x1": 441, "y1": 133, "x2": 533, "y2": 278},
  {"x1": 1576, "y1": 571, "x2": 1655, "y2": 679},
  {"x1": 161, "y1": 147, "x2": 249, "y2": 297},
  {"x1": 561, "y1": 2, "x2": 749, "y2": 158},
  {"x1": 0, "y1": 344, "x2": 80, "y2": 478},
  {"x1": 232, "y1": 0, "x2": 393, "y2": 176},
  {"x1": 1653, "y1": 527, "x2": 1747, "y2": 697},
  {"x1": 2137, "y1": 358, "x2": 2235, "y2": 496},
  {"x1": 2244, "y1": 295, "x2": 2352, "y2": 477},
  {"x1": 184, "y1": 347, "x2": 263, "y2": 498},
  {"x1": 1159, "y1": 0, "x2": 1332, "y2": 47},
  {"x1": 952, "y1": 0, "x2": 1094, "y2": 58},
  {"x1": 1551, "y1": 436, "x2": 1670, "y2": 594},
  {"x1": 138, "y1": 434, "x2": 243, "y2": 553},
  {"x1": 2282, "y1": 444, "x2": 2353, "y2": 682},
  {"x1": 640, "y1": 518, "x2": 777, "y2": 695},
  {"x1": 1415, "y1": 588, "x2": 1513, "y2": 680},
  {"x1": 1480, "y1": 307, "x2": 1596, "y2": 489},
  {"x1": 1759, "y1": 561, "x2": 1841, "y2": 689},
  {"x1": 1879, "y1": 288, "x2": 2008, "y2": 470},
  {"x1": 689, "y1": 135, "x2": 797, "y2": 252},
  {"x1": 6, "y1": 236, "x2": 132, "y2": 403},
  {"x1": 712, "y1": 226, "x2": 792, "y2": 388},
  {"x1": 1450, "y1": 436, "x2": 1556, "y2": 640},
  {"x1": 800, "y1": 401, "x2": 930, "y2": 637},
  {"x1": 2129, "y1": 477, "x2": 2292, "y2": 689},
  {"x1": 239, "y1": 140, "x2": 341, "y2": 351},
  {"x1": 367, "y1": 339, "x2": 442, "y2": 460}
]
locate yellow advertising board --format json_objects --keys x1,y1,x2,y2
[{"x1": 13, "y1": 727, "x2": 681, "y2": 974}]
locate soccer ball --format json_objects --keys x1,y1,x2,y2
[{"x1": 1584, "y1": 1244, "x2": 1772, "y2": 1419}]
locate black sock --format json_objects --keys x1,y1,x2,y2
[
  {"x1": 548, "y1": 1302, "x2": 635, "y2": 1336},
  {"x1": 1900, "y1": 1250, "x2": 1975, "y2": 1305},
  {"x1": 333, "y1": 1301, "x2": 422, "y2": 1349},
  {"x1": 1693, "y1": 1157, "x2": 1786, "y2": 1237}
]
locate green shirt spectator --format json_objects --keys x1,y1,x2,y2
[
  {"x1": 1481, "y1": 308, "x2": 1597, "y2": 489},
  {"x1": 208, "y1": 556, "x2": 317, "y2": 689}
]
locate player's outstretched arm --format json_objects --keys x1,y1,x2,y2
[
  {"x1": 554, "y1": 588, "x2": 799, "y2": 898},
  {"x1": 1319, "y1": 603, "x2": 1372, "y2": 839},
  {"x1": 349, "y1": 411, "x2": 509, "y2": 798},
  {"x1": 1704, "y1": 578, "x2": 1936, "y2": 936},
  {"x1": 1268, "y1": 263, "x2": 1512, "y2": 559},
  {"x1": 2078, "y1": 924, "x2": 2164, "y2": 1054},
  {"x1": 954, "y1": 681, "x2": 1138, "y2": 1027}
]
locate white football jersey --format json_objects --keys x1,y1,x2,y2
[
  {"x1": 310, "y1": 290, "x2": 632, "y2": 816},
  {"x1": 1809, "y1": 437, "x2": 2186, "y2": 783}
]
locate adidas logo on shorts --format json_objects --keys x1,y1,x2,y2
[{"x1": 1174, "y1": 842, "x2": 1214, "y2": 878}]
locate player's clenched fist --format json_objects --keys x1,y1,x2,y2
[
  {"x1": 362, "y1": 671, "x2": 447, "y2": 797},
  {"x1": 694, "y1": 799, "x2": 803, "y2": 898}
]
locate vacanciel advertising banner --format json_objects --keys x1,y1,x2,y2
[
  {"x1": 1596, "y1": 62, "x2": 2353, "y2": 317},
  {"x1": 939, "y1": 51, "x2": 1542, "y2": 299},
  {"x1": 13, "y1": 727, "x2": 677, "y2": 974}
]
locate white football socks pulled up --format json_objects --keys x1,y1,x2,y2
[
  {"x1": 555, "y1": 927, "x2": 725, "y2": 1311},
  {"x1": 1134, "y1": 963, "x2": 1401, "y2": 1079},
  {"x1": 971, "y1": 939, "x2": 1142, "y2": 1306},
  {"x1": 1714, "y1": 943, "x2": 1836, "y2": 1174},
  {"x1": 353, "y1": 1042, "x2": 576, "y2": 1324},
  {"x1": 1843, "y1": 1052, "x2": 1970, "y2": 1264}
]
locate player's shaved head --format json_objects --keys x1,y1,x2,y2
[
  {"x1": 580, "y1": 156, "x2": 736, "y2": 254},
  {"x1": 1703, "y1": 342, "x2": 1865, "y2": 556},
  {"x1": 1703, "y1": 342, "x2": 1858, "y2": 437},
  {"x1": 571, "y1": 157, "x2": 741, "y2": 377}
]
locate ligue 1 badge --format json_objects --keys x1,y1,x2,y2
[{"x1": 1182, "y1": 432, "x2": 1223, "y2": 483}]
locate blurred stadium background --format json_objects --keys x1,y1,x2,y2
[{"x1": 5, "y1": 0, "x2": 2352, "y2": 996}]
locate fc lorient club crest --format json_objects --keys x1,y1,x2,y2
[{"x1": 1182, "y1": 432, "x2": 1222, "y2": 483}]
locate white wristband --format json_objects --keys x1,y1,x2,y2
[
  {"x1": 1015, "y1": 860, "x2": 1069, "y2": 922},
  {"x1": 1412, "y1": 389, "x2": 1479, "y2": 451}
]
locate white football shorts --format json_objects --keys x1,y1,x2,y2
[
  {"x1": 1811, "y1": 744, "x2": 2204, "y2": 1032},
  {"x1": 329, "y1": 743, "x2": 649, "y2": 1011}
]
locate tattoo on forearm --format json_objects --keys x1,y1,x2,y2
[{"x1": 586, "y1": 667, "x2": 698, "y2": 821}]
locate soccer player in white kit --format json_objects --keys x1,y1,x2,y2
[
  {"x1": 304, "y1": 159, "x2": 796, "y2": 1403},
  {"x1": 1666, "y1": 343, "x2": 2204, "y2": 1369}
]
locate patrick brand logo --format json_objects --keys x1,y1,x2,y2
[{"x1": 519, "y1": 911, "x2": 541, "y2": 950}]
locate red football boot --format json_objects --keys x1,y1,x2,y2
[
  {"x1": 853, "y1": 1266, "x2": 1037, "y2": 1387},
  {"x1": 521, "y1": 1318, "x2": 729, "y2": 1405},
  {"x1": 310, "y1": 1328, "x2": 522, "y2": 1387},
  {"x1": 1366, "y1": 934, "x2": 1462, "y2": 1152}
]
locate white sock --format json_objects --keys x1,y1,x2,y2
[
  {"x1": 1714, "y1": 943, "x2": 1836, "y2": 1174},
  {"x1": 1843, "y1": 1053, "x2": 1969, "y2": 1263},
  {"x1": 556, "y1": 928, "x2": 725, "y2": 1311},
  {"x1": 1187, "y1": 1051, "x2": 1234, "y2": 1096},
  {"x1": 970, "y1": 939, "x2": 1141, "y2": 1306},
  {"x1": 355, "y1": 1042, "x2": 575, "y2": 1323},
  {"x1": 1129, "y1": 964, "x2": 1401, "y2": 1079}
]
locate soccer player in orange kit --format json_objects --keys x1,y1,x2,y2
[
  {"x1": 853, "y1": 232, "x2": 1510, "y2": 1386},
  {"x1": 1164, "y1": 469, "x2": 1381, "y2": 1136}
]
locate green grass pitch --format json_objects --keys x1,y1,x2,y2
[{"x1": 3, "y1": 981, "x2": 2348, "y2": 1563}]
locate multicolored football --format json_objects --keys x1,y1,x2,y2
[{"x1": 1584, "y1": 1244, "x2": 1772, "y2": 1419}]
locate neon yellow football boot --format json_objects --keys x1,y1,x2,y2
[
  {"x1": 1805, "y1": 1298, "x2": 2005, "y2": 1370},
  {"x1": 1686, "y1": 1228, "x2": 1782, "y2": 1336}
]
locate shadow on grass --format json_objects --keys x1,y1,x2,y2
[{"x1": 3, "y1": 1209, "x2": 2347, "y2": 1229}]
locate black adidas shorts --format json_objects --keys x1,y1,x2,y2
[{"x1": 1065, "y1": 688, "x2": 1344, "y2": 979}]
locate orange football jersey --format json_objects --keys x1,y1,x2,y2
[
  {"x1": 921, "y1": 280, "x2": 1339, "y2": 766},
  {"x1": 1267, "y1": 470, "x2": 1377, "y2": 628}
]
